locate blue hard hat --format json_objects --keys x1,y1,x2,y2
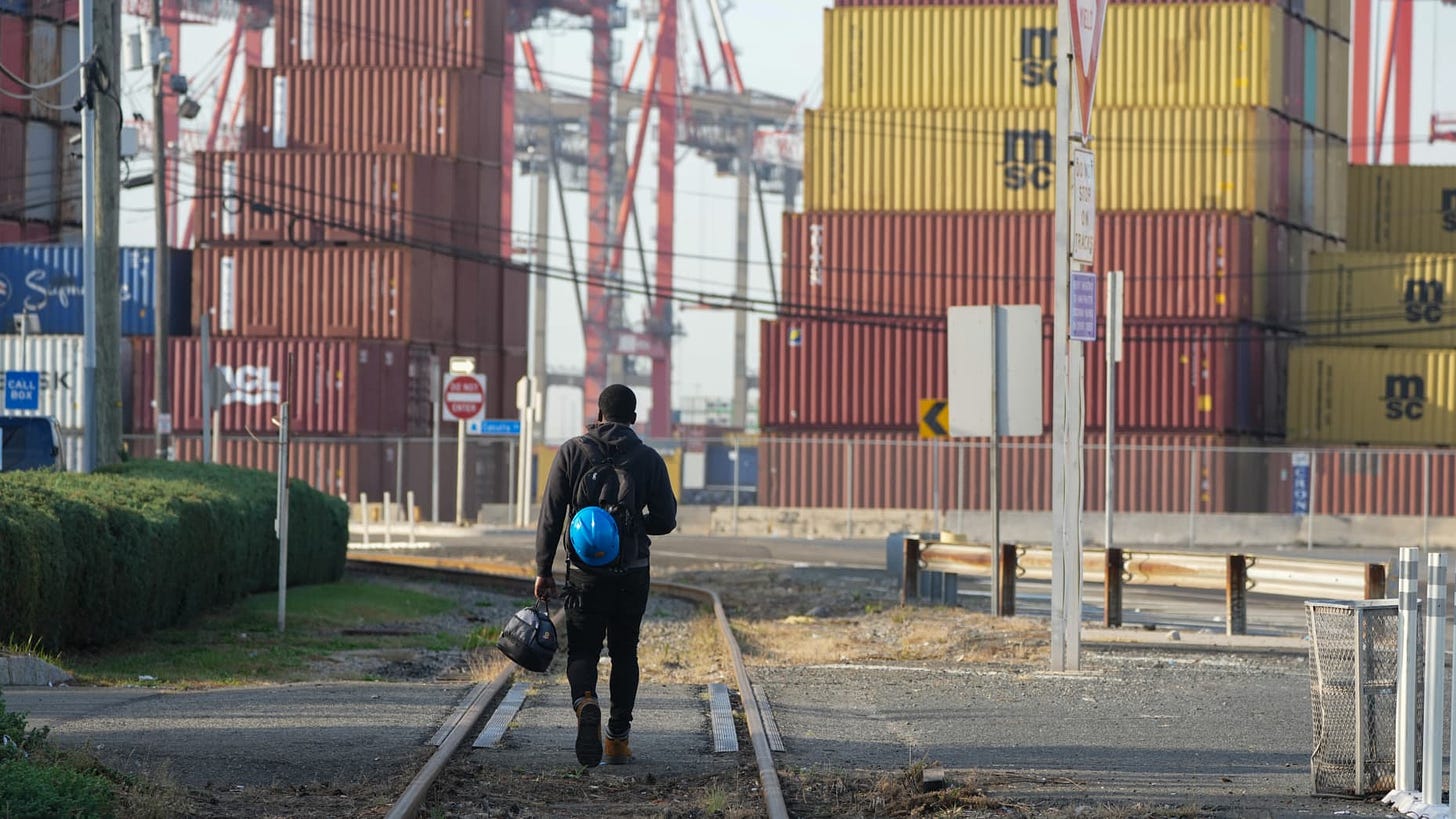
[{"x1": 569, "y1": 506, "x2": 620, "y2": 567}]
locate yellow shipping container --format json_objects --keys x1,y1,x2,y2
[
  {"x1": 1348, "y1": 166, "x2": 1456, "y2": 253},
  {"x1": 804, "y1": 107, "x2": 1283, "y2": 213},
  {"x1": 823, "y1": 3, "x2": 1286, "y2": 111},
  {"x1": 1306, "y1": 252, "x2": 1456, "y2": 346},
  {"x1": 1287, "y1": 345, "x2": 1456, "y2": 445},
  {"x1": 1325, "y1": 36, "x2": 1348, "y2": 139},
  {"x1": 1325, "y1": 135, "x2": 1347, "y2": 240}
]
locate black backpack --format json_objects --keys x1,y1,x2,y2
[{"x1": 565, "y1": 436, "x2": 643, "y2": 575}]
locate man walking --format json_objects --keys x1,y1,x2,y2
[{"x1": 535, "y1": 384, "x2": 678, "y2": 767}]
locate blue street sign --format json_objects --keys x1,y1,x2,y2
[
  {"x1": 1069, "y1": 270, "x2": 1098, "y2": 342},
  {"x1": 468, "y1": 418, "x2": 521, "y2": 436},
  {"x1": 1291, "y1": 452, "x2": 1312, "y2": 517},
  {"x1": 3, "y1": 370, "x2": 40, "y2": 411}
]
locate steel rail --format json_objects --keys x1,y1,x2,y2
[{"x1": 353, "y1": 556, "x2": 788, "y2": 819}]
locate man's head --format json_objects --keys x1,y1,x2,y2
[{"x1": 597, "y1": 384, "x2": 637, "y2": 424}]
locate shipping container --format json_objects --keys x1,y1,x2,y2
[
  {"x1": 824, "y1": 4, "x2": 1298, "y2": 112},
  {"x1": 453, "y1": 259, "x2": 530, "y2": 350},
  {"x1": 26, "y1": 0, "x2": 77, "y2": 21},
  {"x1": 244, "y1": 66, "x2": 504, "y2": 161},
  {"x1": 1347, "y1": 166, "x2": 1456, "y2": 253},
  {"x1": 192, "y1": 246, "x2": 457, "y2": 343},
  {"x1": 0, "y1": 115, "x2": 23, "y2": 216},
  {"x1": 782, "y1": 211, "x2": 1283, "y2": 323},
  {"x1": 56, "y1": 122, "x2": 77, "y2": 223},
  {"x1": 22, "y1": 119, "x2": 56, "y2": 222},
  {"x1": 804, "y1": 106, "x2": 1290, "y2": 216},
  {"x1": 0, "y1": 245, "x2": 191, "y2": 335},
  {"x1": 832, "y1": 0, "x2": 1348, "y2": 32},
  {"x1": 130, "y1": 338, "x2": 525, "y2": 437},
  {"x1": 1287, "y1": 345, "x2": 1456, "y2": 445},
  {"x1": 126, "y1": 435, "x2": 388, "y2": 501},
  {"x1": 0, "y1": 334, "x2": 129, "y2": 429},
  {"x1": 1325, "y1": 38, "x2": 1349, "y2": 137},
  {"x1": 759, "y1": 318, "x2": 1279, "y2": 435},
  {"x1": 57, "y1": 20, "x2": 76, "y2": 124},
  {"x1": 1304, "y1": 252, "x2": 1456, "y2": 346},
  {"x1": 1266, "y1": 447, "x2": 1456, "y2": 516},
  {"x1": 25, "y1": 17, "x2": 57, "y2": 118},
  {"x1": 1326, "y1": 137, "x2": 1348, "y2": 240},
  {"x1": 395, "y1": 435, "x2": 516, "y2": 514},
  {"x1": 0, "y1": 14, "x2": 25, "y2": 118},
  {"x1": 273, "y1": 0, "x2": 507, "y2": 69},
  {"x1": 192, "y1": 151, "x2": 499, "y2": 249},
  {"x1": 758, "y1": 431, "x2": 1267, "y2": 513}
]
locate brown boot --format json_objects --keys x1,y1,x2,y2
[
  {"x1": 604, "y1": 731, "x2": 632, "y2": 765},
  {"x1": 573, "y1": 694, "x2": 602, "y2": 767}
]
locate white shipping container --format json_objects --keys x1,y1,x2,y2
[
  {"x1": 27, "y1": 19, "x2": 59, "y2": 119},
  {"x1": 0, "y1": 334, "x2": 129, "y2": 431},
  {"x1": 24, "y1": 120, "x2": 58, "y2": 222}
]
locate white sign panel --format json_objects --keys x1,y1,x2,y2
[
  {"x1": 1069, "y1": 0, "x2": 1110, "y2": 136},
  {"x1": 1071, "y1": 147, "x2": 1096, "y2": 264},
  {"x1": 271, "y1": 75, "x2": 289, "y2": 149},
  {"x1": 947, "y1": 305, "x2": 1043, "y2": 437}
]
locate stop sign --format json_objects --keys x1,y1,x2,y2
[{"x1": 442, "y1": 374, "x2": 487, "y2": 422}]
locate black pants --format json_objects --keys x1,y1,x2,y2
[{"x1": 565, "y1": 567, "x2": 651, "y2": 737}]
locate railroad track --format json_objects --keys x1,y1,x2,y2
[{"x1": 350, "y1": 555, "x2": 790, "y2": 819}]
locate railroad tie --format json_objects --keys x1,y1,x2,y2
[
  {"x1": 474, "y1": 682, "x2": 530, "y2": 748},
  {"x1": 752, "y1": 684, "x2": 785, "y2": 753},
  {"x1": 708, "y1": 683, "x2": 739, "y2": 753}
]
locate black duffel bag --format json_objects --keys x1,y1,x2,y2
[{"x1": 497, "y1": 601, "x2": 558, "y2": 672}]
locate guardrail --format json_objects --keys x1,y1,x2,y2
[{"x1": 899, "y1": 536, "x2": 1387, "y2": 635}]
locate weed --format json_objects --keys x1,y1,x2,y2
[{"x1": 463, "y1": 625, "x2": 504, "y2": 651}]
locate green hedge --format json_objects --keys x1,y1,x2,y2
[{"x1": 0, "y1": 460, "x2": 348, "y2": 650}]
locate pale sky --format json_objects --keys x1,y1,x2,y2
[{"x1": 109, "y1": 0, "x2": 1456, "y2": 441}]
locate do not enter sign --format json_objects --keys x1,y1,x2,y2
[{"x1": 442, "y1": 374, "x2": 487, "y2": 422}]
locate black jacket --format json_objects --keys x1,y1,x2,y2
[{"x1": 534, "y1": 422, "x2": 677, "y2": 576}]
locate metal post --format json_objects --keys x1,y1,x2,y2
[
  {"x1": 990, "y1": 321, "x2": 1001, "y2": 594},
  {"x1": 933, "y1": 437, "x2": 942, "y2": 534},
  {"x1": 1104, "y1": 547, "x2": 1123, "y2": 628},
  {"x1": 383, "y1": 491, "x2": 393, "y2": 548},
  {"x1": 276, "y1": 400, "x2": 290, "y2": 633},
  {"x1": 1422, "y1": 552, "x2": 1447, "y2": 806},
  {"x1": 201, "y1": 314, "x2": 211, "y2": 463},
  {"x1": 731, "y1": 126, "x2": 751, "y2": 428},
  {"x1": 1307, "y1": 452, "x2": 1317, "y2": 551},
  {"x1": 394, "y1": 437, "x2": 403, "y2": 509},
  {"x1": 407, "y1": 490, "x2": 416, "y2": 548},
  {"x1": 455, "y1": 420, "x2": 467, "y2": 526},
  {"x1": 1105, "y1": 270, "x2": 1122, "y2": 560},
  {"x1": 1188, "y1": 446, "x2": 1197, "y2": 549},
  {"x1": 844, "y1": 440, "x2": 853, "y2": 540},
  {"x1": 507, "y1": 439, "x2": 518, "y2": 528},
  {"x1": 431, "y1": 358, "x2": 441, "y2": 524},
  {"x1": 1423, "y1": 451, "x2": 1431, "y2": 552},
  {"x1": 900, "y1": 536, "x2": 921, "y2": 606},
  {"x1": 1395, "y1": 547, "x2": 1420, "y2": 794},
  {"x1": 996, "y1": 542, "x2": 1017, "y2": 617},
  {"x1": 732, "y1": 441, "x2": 741, "y2": 538},
  {"x1": 955, "y1": 443, "x2": 964, "y2": 534},
  {"x1": 360, "y1": 492, "x2": 369, "y2": 548},
  {"x1": 151, "y1": 0, "x2": 171, "y2": 462}
]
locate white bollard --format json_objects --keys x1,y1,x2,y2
[
  {"x1": 360, "y1": 493, "x2": 369, "y2": 548},
  {"x1": 1423, "y1": 552, "x2": 1448, "y2": 806},
  {"x1": 383, "y1": 491, "x2": 393, "y2": 547},
  {"x1": 1396, "y1": 547, "x2": 1421, "y2": 795},
  {"x1": 407, "y1": 491, "x2": 417, "y2": 547}
]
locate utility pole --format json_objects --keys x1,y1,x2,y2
[
  {"x1": 532, "y1": 149, "x2": 550, "y2": 440},
  {"x1": 150, "y1": 0, "x2": 171, "y2": 459},
  {"x1": 82, "y1": 0, "x2": 122, "y2": 470},
  {"x1": 731, "y1": 122, "x2": 751, "y2": 429}
]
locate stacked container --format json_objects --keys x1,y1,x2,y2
[
  {"x1": 759, "y1": 0, "x2": 1353, "y2": 510},
  {"x1": 1286, "y1": 166, "x2": 1456, "y2": 447},
  {"x1": 141, "y1": 0, "x2": 525, "y2": 507},
  {"x1": 0, "y1": 1, "x2": 82, "y2": 243}
]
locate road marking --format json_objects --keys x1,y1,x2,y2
[
  {"x1": 752, "y1": 684, "x2": 784, "y2": 752},
  {"x1": 429, "y1": 683, "x2": 487, "y2": 746},
  {"x1": 708, "y1": 683, "x2": 738, "y2": 753},
  {"x1": 474, "y1": 682, "x2": 529, "y2": 748}
]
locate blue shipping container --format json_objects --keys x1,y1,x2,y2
[
  {"x1": 704, "y1": 443, "x2": 758, "y2": 488},
  {"x1": 0, "y1": 245, "x2": 191, "y2": 336},
  {"x1": 0, "y1": 1, "x2": 28, "y2": 15}
]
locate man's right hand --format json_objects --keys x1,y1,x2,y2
[{"x1": 534, "y1": 575, "x2": 557, "y2": 601}]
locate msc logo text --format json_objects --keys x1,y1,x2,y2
[
  {"x1": 1018, "y1": 27, "x2": 1057, "y2": 88},
  {"x1": 1001, "y1": 130, "x2": 1054, "y2": 191},
  {"x1": 1383, "y1": 374, "x2": 1425, "y2": 420},
  {"x1": 1403, "y1": 279, "x2": 1445, "y2": 323}
]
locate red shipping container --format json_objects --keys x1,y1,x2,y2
[
  {"x1": 759, "y1": 431, "x2": 1267, "y2": 513},
  {"x1": 193, "y1": 152, "x2": 497, "y2": 248},
  {"x1": 759, "y1": 317, "x2": 1279, "y2": 435},
  {"x1": 0, "y1": 115, "x2": 24, "y2": 216},
  {"x1": 782, "y1": 211, "x2": 1282, "y2": 323},
  {"x1": 0, "y1": 14, "x2": 25, "y2": 118},
  {"x1": 130, "y1": 338, "x2": 414, "y2": 436},
  {"x1": 127, "y1": 436, "x2": 387, "y2": 502},
  {"x1": 192, "y1": 246, "x2": 457, "y2": 343},
  {"x1": 0, "y1": 217, "x2": 21, "y2": 243},
  {"x1": 244, "y1": 66, "x2": 504, "y2": 161},
  {"x1": 273, "y1": 0, "x2": 507, "y2": 69},
  {"x1": 399, "y1": 343, "x2": 526, "y2": 434},
  {"x1": 26, "y1": 0, "x2": 80, "y2": 21},
  {"x1": 1265, "y1": 449, "x2": 1456, "y2": 517}
]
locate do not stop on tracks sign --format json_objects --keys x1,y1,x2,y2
[{"x1": 441, "y1": 374, "x2": 487, "y2": 423}]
